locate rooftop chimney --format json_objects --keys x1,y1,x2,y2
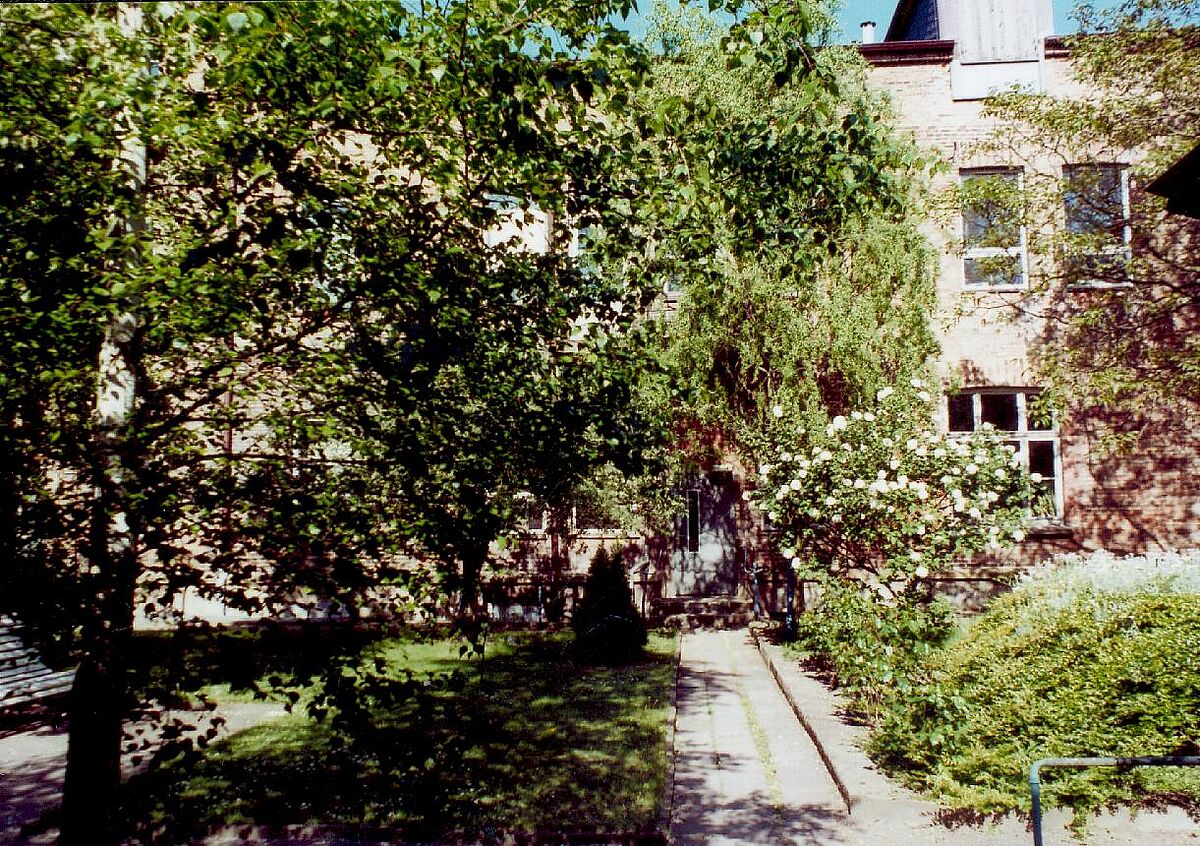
[{"x1": 860, "y1": 20, "x2": 877, "y2": 43}]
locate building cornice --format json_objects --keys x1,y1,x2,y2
[{"x1": 859, "y1": 39, "x2": 955, "y2": 66}]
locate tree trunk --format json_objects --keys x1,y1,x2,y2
[
  {"x1": 60, "y1": 314, "x2": 142, "y2": 846},
  {"x1": 458, "y1": 546, "x2": 484, "y2": 617}
]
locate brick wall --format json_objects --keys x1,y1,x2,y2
[{"x1": 864, "y1": 43, "x2": 1200, "y2": 561}]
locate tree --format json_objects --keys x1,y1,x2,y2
[
  {"x1": 0, "y1": 2, "x2": 671, "y2": 840},
  {"x1": 981, "y1": 0, "x2": 1200, "y2": 447},
  {"x1": 633, "y1": 3, "x2": 941, "y2": 456}
]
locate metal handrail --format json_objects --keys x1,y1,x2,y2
[{"x1": 1029, "y1": 755, "x2": 1200, "y2": 846}]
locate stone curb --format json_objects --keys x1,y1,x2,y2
[
  {"x1": 657, "y1": 629, "x2": 683, "y2": 843},
  {"x1": 750, "y1": 629, "x2": 856, "y2": 815}
]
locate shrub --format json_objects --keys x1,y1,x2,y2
[
  {"x1": 868, "y1": 550, "x2": 1200, "y2": 820},
  {"x1": 572, "y1": 546, "x2": 647, "y2": 664},
  {"x1": 794, "y1": 578, "x2": 955, "y2": 720}
]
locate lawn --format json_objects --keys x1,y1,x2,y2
[{"x1": 120, "y1": 627, "x2": 677, "y2": 843}]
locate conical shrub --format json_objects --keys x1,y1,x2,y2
[{"x1": 572, "y1": 546, "x2": 646, "y2": 663}]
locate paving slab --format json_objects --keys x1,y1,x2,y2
[{"x1": 669, "y1": 629, "x2": 846, "y2": 845}]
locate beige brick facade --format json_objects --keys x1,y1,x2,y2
[{"x1": 861, "y1": 13, "x2": 1200, "y2": 563}]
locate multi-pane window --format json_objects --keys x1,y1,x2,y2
[
  {"x1": 684, "y1": 489, "x2": 701, "y2": 553},
  {"x1": 961, "y1": 168, "x2": 1027, "y2": 288},
  {"x1": 948, "y1": 389, "x2": 1061, "y2": 519},
  {"x1": 1062, "y1": 164, "x2": 1130, "y2": 286}
]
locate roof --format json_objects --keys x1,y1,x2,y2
[
  {"x1": 1147, "y1": 143, "x2": 1200, "y2": 219},
  {"x1": 885, "y1": 0, "x2": 931, "y2": 41}
]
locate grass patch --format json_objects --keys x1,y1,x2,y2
[{"x1": 121, "y1": 628, "x2": 676, "y2": 842}]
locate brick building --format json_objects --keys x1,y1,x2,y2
[
  {"x1": 486, "y1": 0, "x2": 1200, "y2": 624},
  {"x1": 860, "y1": 0, "x2": 1200, "y2": 576}
]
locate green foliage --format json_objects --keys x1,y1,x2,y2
[
  {"x1": 794, "y1": 580, "x2": 956, "y2": 720},
  {"x1": 868, "y1": 550, "x2": 1200, "y2": 819},
  {"x1": 636, "y1": 6, "x2": 940, "y2": 445},
  {"x1": 573, "y1": 546, "x2": 647, "y2": 664}
]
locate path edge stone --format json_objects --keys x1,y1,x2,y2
[
  {"x1": 751, "y1": 628, "x2": 855, "y2": 815},
  {"x1": 657, "y1": 629, "x2": 683, "y2": 842}
]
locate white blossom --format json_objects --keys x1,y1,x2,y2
[
  {"x1": 772, "y1": 404, "x2": 784, "y2": 418},
  {"x1": 917, "y1": 390, "x2": 931, "y2": 403},
  {"x1": 790, "y1": 478, "x2": 803, "y2": 490},
  {"x1": 910, "y1": 378, "x2": 924, "y2": 389},
  {"x1": 877, "y1": 386, "x2": 894, "y2": 401},
  {"x1": 915, "y1": 564, "x2": 930, "y2": 578}
]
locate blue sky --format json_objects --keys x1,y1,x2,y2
[{"x1": 616, "y1": 0, "x2": 1104, "y2": 45}]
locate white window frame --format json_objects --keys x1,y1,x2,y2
[
  {"x1": 683, "y1": 488, "x2": 701, "y2": 554},
  {"x1": 948, "y1": 389, "x2": 1063, "y2": 521},
  {"x1": 1061, "y1": 163, "x2": 1132, "y2": 289},
  {"x1": 960, "y1": 167, "x2": 1029, "y2": 291},
  {"x1": 515, "y1": 493, "x2": 546, "y2": 535}
]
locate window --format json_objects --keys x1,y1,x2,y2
[
  {"x1": 567, "y1": 224, "x2": 604, "y2": 279},
  {"x1": 1062, "y1": 164, "x2": 1130, "y2": 286},
  {"x1": 961, "y1": 168, "x2": 1027, "y2": 288},
  {"x1": 684, "y1": 489, "x2": 700, "y2": 553},
  {"x1": 948, "y1": 389, "x2": 1062, "y2": 519},
  {"x1": 516, "y1": 495, "x2": 546, "y2": 532}
]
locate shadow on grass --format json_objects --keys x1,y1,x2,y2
[{"x1": 120, "y1": 630, "x2": 675, "y2": 844}]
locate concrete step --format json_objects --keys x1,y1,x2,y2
[{"x1": 654, "y1": 596, "x2": 756, "y2": 630}]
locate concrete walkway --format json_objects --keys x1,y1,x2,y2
[
  {"x1": 0, "y1": 703, "x2": 287, "y2": 845},
  {"x1": 667, "y1": 627, "x2": 1200, "y2": 846}
]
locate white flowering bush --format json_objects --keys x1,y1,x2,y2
[{"x1": 753, "y1": 381, "x2": 1033, "y2": 592}]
